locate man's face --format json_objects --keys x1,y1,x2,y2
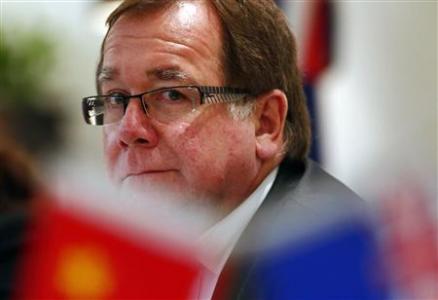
[{"x1": 101, "y1": 1, "x2": 261, "y2": 211}]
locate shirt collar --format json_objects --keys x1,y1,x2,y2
[{"x1": 197, "y1": 167, "x2": 279, "y2": 274}]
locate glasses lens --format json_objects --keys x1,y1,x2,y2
[
  {"x1": 103, "y1": 95, "x2": 125, "y2": 125},
  {"x1": 82, "y1": 96, "x2": 125, "y2": 126},
  {"x1": 143, "y1": 87, "x2": 200, "y2": 123},
  {"x1": 83, "y1": 96, "x2": 104, "y2": 125}
]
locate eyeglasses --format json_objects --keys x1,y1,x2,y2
[{"x1": 82, "y1": 85, "x2": 250, "y2": 126}]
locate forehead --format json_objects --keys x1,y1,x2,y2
[{"x1": 99, "y1": 1, "x2": 224, "y2": 86}]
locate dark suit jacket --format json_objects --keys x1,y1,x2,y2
[{"x1": 212, "y1": 158, "x2": 389, "y2": 300}]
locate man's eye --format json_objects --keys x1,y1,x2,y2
[
  {"x1": 108, "y1": 93, "x2": 127, "y2": 104},
  {"x1": 162, "y1": 89, "x2": 186, "y2": 102}
]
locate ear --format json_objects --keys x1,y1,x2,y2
[{"x1": 254, "y1": 89, "x2": 288, "y2": 161}]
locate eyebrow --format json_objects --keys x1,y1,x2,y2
[
  {"x1": 97, "y1": 66, "x2": 117, "y2": 85},
  {"x1": 146, "y1": 67, "x2": 195, "y2": 85},
  {"x1": 97, "y1": 66, "x2": 195, "y2": 87}
]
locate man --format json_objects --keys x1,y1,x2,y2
[{"x1": 82, "y1": 0, "x2": 369, "y2": 298}]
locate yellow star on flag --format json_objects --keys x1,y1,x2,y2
[{"x1": 54, "y1": 245, "x2": 115, "y2": 299}]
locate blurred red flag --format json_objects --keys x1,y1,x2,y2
[
  {"x1": 379, "y1": 185, "x2": 438, "y2": 299},
  {"x1": 15, "y1": 199, "x2": 201, "y2": 299},
  {"x1": 301, "y1": 0, "x2": 332, "y2": 83}
]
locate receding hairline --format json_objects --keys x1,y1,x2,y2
[
  {"x1": 97, "y1": 0, "x2": 227, "y2": 92},
  {"x1": 106, "y1": 0, "x2": 175, "y2": 28}
]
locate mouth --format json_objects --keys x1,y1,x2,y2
[{"x1": 121, "y1": 170, "x2": 178, "y2": 182}]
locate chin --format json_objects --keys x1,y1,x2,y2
[{"x1": 121, "y1": 174, "x2": 176, "y2": 196}]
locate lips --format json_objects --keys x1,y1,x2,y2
[{"x1": 121, "y1": 170, "x2": 177, "y2": 182}]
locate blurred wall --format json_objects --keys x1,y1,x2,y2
[
  {"x1": 321, "y1": 1, "x2": 436, "y2": 200},
  {"x1": 3, "y1": 1, "x2": 436, "y2": 202},
  {"x1": 284, "y1": 1, "x2": 437, "y2": 201}
]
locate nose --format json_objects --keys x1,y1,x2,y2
[{"x1": 117, "y1": 98, "x2": 158, "y2": 148}]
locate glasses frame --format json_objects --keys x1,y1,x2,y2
[{"x1": 82, "y1": 85, "x2": 250, "y2": 126}]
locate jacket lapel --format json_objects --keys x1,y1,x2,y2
[{"x1": 212, "y1": 158, "x2": 306, "y2": 299}]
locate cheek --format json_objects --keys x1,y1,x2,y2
[
  {"x1": 103, "y1": 126, "x2": 121, "y2": 176},
  {"x1": 173, "y1": 118, "x2": 256, "y2": 186},
  {"x1": 168, "y1": 122, "x2": 206, "y2": 168}
]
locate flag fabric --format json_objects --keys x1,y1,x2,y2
[
  {"x1": 248, "y1": 219, "x2": 391, "y2": 299},
  {"x1": 14, "y1": 198, "x2": 201, "y2": 299},
  {"x1": 301, "y1": 0, "x2": 333, "y2": 162},
  {"x1": 378, "y1": 185, "x2": 438, "y2": 299},
  {"x1": 301, "y1": 0, "x2": 332, "y2": 83},
  {"x1": 252, "y1": 185, "x2": 438, "y2": 300}
]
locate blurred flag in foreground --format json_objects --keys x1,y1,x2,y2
[
  {"x1": 14, "y1": 195, "x2": 202, "y2": 299},
  {"x1": 241, "y1": 213, "x2": 391, "y2": 299},
  {"x1": 378, "y1": 184, "x2": 438, "y2": 299},
  {"x1": 257, "y1": 186, "x2": 438, "y2": 300},
  {"x1": 9, "y1": 184, "x2": 437, "y2": 299}
]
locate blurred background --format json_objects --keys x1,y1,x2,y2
[{"x1": 1, "y1": 0, "x2": 435, "y2": 204}]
